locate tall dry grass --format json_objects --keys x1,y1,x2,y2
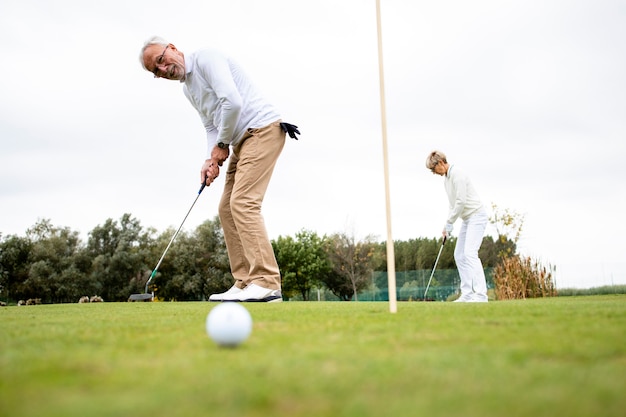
[{"x1": 494, "y1": 255, "x2": 557, "y2": 300}]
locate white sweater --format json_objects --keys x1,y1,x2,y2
[
  {"x1": 444, "y1": 165, "x2": 484, "y2": 225},
  {"x1": 182, "y1": 49, "x2": 280, "y2": 156}
]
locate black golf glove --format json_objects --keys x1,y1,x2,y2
[{"x1": 280, "y1": 122, "x2": 301, "y2": 140}]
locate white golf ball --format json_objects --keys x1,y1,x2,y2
[{"x1": 205, "y1": 303, "x2": 253, "y2": 347}]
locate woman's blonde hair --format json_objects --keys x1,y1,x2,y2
[{"x1": 425, "y1": 150, "x2": 447, "y2": 170}]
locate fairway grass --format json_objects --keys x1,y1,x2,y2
[{"x1": 1, "y1": 296, "x2": 625, "y2": 417}]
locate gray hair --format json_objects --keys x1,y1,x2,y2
[
  {"x1": 139, "y1": 36, "x2": 168, "y2": 70},
  {"x1": 425, "y1": 150, "x2": 447, "y2": 170}
]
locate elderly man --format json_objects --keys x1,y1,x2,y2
[{"x1": 140, "y1": 36, "x2": 299, "y2": 302}]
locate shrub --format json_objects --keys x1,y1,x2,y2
[
  {"x1": 558, "y1": 285, "x2": 626, "y2": 296},
  {"x1": 494, "y1": 255, "x2": 556, "y2": 300}
]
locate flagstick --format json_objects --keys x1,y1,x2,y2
[{"x1": 375, "y1": 0, "x2": 397, "y2": 313}]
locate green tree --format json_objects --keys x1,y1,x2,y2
[
  {"x1": 193, "y1": 217, "x2": 231, "y2": 299},
  {"x1": 417, "y1": 237, "x2": 454, "y2": 269},
  {"x1": 154, "y1": 216, "x2": 231, "y2": 301},
  {"x1": 22, "y1": 220, "x2": 91, "y2": 303},
  {"x1": 0, "y1": 233, "x2": 33, "y2": 303},
  {"x1": 374, "y1": 237, "x2": 453, "y2": 272},
  {"x1": 87, "y1": 214, "x2": 152, "y2": 301},
  {"x1": 273, "y1": 230, "x2": 330, "y2": 301},
  {"x1": 380, "y1": 234, "x2": 506, "y2": 275},
  {"x1": 478, "y1": 235, "x2": 501, "y2": 268},
  {"x1": 323, "y1": 232, "x2": 376, "y2": 301}
]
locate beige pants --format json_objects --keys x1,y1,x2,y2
[{"x1": 218, "y1": 120, "x2": 285, "y2": 290}]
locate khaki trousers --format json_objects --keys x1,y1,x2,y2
[{"x1": 218, "y1": 120, "x2": 285, "y2": 290}]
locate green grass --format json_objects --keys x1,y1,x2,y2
[{"x1": 1, "y1": 296, "x2": 625, "y2": 417}]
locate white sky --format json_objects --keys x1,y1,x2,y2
[{"x1": 1, "y1": 0, "x2": 625, "y2": 289}]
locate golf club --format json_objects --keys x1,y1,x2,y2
[
  {"x1": 423, "y1": 235, "x2": 447, "y2": 301},
  {"x1": 129, "y1": 181, "x2": 207, "y2": 301}
]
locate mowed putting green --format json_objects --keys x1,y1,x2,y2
[{"x1": 1, "y1": 296, "x2": 625, "y2": 417}]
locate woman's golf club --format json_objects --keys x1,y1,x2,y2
[
  {"x1": 423, "y1": 236, "x2": 447, "y2": 301},
  {"x1": 129, "y1": 181, "x2": 207, "y2": 301}
]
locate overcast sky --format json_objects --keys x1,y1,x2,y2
[{"x1": 1, "y1": 0, "x2": 625, "y2": 289}]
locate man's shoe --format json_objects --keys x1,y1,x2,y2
[
  {"x1": 209, "y1": 285, "x2": 243, "y2": 302},
  {"x1": 222, "y1": 283, "x2": 283, "y2": 303}
]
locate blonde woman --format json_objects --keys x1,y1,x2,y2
[{"x1": 426, "y1": 150, "x2": 488, "y2": 302}]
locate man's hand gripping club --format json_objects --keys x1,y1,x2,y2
[{"x1": 201, "y1": 145, "x2": 230, "y2": 186}]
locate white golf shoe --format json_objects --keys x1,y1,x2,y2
[
  {"x1": 453, "y1": 292, "x2": 488, "y2": 303},
  {"x1": 222, "y1": 283, "x2": 283, "y2": 303},
  {"x1": 209, "y1": 285, "x2": 243, "y2": 302},
  {"x1": 453, "y1": 293, "x2": 474, "y2": 303},
  {"x1": 467, "y1": 293, "x2": 488, "y2": 303}
]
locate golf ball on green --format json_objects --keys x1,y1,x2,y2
[{"x1": 206, "y1": 303, "x2": 253, "y2": 347}]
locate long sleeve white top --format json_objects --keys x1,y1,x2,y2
[
  {"x1": 181, "y1": 49, "x2": 280, "y2": 156},
  {"x1": 444, "y1": 165, "x2": 484, "y2": 225}
]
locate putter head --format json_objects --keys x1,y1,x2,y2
[{"x1": 128, "y1": 293, "x2": 154, "y2": 302}]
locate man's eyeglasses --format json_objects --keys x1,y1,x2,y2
[{"x1": 152, "y1": 45, "x2": 169, "y2": 77}]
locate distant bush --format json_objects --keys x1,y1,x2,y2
[{"x1": 557, "y1": 285, "x2": 626, "y2": 296}]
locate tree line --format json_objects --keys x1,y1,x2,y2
[{"x1": 0, "y1": 214, "x2": 515, "y2": 304}]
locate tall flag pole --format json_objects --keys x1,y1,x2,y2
[{"x1": 375, "y1": 0, "x2": 397, "y2": 313}]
